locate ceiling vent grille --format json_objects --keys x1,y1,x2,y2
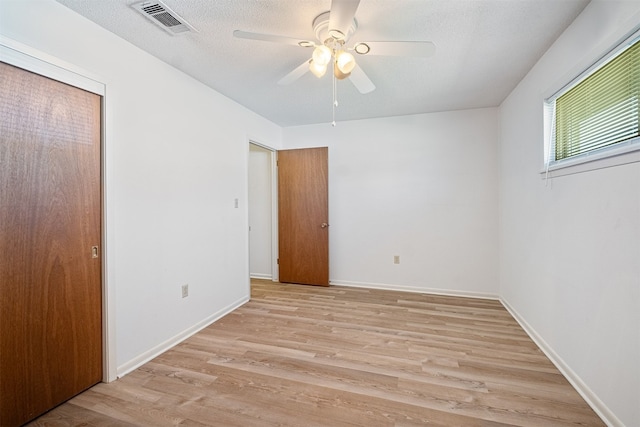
[{"x1": 132, "y1": 1, "x2": 196, "y2": 35}]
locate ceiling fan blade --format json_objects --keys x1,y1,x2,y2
[
  {"x1": 349, "y1": 63, "x2": 375, "y2": 94},
  {"x1": 278, "y1": 60, "x2": 311, "y2": 86},
  {"x1": 233, "y1": 30, "x2": 311, "y2": 47},
  {"x1": 360, "y1": 41, "x2": 436, "y2": 57},
  {"x1": 329, "y1": 0, "x2": 360, "y2": 39}
]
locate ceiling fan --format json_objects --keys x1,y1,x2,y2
[{"x1": 233, "y1": 0, "x2": 436, "y2": 95}]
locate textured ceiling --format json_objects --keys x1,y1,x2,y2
[{"x1": 55, "y1": 0, "x2": 589, "y2": 127}]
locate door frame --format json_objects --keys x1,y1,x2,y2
[
  {"x1": 0, "y1": 36, "x2": 116, "y2": 382},
  {"x1": 247, "y1": 140, "x2": 279, "y2": 282}
]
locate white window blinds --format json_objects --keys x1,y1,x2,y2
[{"x1": 554, "y1": 38, "x2": 640, "y2": 161}]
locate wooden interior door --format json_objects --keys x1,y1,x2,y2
[
  {"x1": 0, "y1": 62, "x2": 103, "y2": 426},
  {"x1": 278, "y1": 147, "x2": 329, "y2": 286}
]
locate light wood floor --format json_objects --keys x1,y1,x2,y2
[{"x1": 29, "y1": 279, "x2": 604, "y2": 426}]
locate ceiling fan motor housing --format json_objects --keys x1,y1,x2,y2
[{"x1": 313, "y1": 11, "x2": 357, "y2": 43}]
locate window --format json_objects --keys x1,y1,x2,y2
[{"x1": 545, "y1": 32, "x2": 640, "y2": 172}]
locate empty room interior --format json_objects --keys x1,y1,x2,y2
[{"x1": 0, "y1": 0, "x2": 638, "y2": 426}]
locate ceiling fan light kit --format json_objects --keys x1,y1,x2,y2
[
  {"x1": 308, "y1": 39, "x2": 356, "y2": 80},
  {"x1": 233, "y1": 0, "x2": 436, "y2": 125}
]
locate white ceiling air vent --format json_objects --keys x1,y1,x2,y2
[{"x1": 132, "y1": 1, "x2": 196, "y2": 35}]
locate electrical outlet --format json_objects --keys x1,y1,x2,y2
[
  {"x1": 394, "y1": 255, "x2": 400, "y2": 264},
  {"x1": 182, "y1": 284, "x2": 189, "y2": 298}
]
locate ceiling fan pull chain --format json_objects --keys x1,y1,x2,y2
[{"x1": 332, "y1": 66, "x2": 337, "y2": 126}]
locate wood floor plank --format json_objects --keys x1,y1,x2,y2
[{"x1": 28, "y1": 280, "x2": 605, "y2": 426}]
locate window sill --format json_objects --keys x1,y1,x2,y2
[{"x1": 540, "y1": 142, "x2": 640, "y2": 178}]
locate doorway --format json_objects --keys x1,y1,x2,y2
[
  {"x1": 247, "y1": 144, "x2": 330, "y2": 286},
  {"x1": 248, "y1": 142, "x2": 277, "y2": 281}
]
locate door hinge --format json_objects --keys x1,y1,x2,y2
[{"x1": 277, "y1": 258, "x2": 279, "y2": 265}]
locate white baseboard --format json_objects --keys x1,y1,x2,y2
[
  {"x1": 500, "y1": 298, "x2": 622, "y2": 427},
  {"x1": 250, "y1": 273, "x2": 273, "y2": 280},
  {"x1": 331, "y1": 279, "x2": 499, "y2": 300},
  {"x1": 116, "y1": 295, "x2": 249, "y2": 378}
]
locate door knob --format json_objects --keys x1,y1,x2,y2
[{"x1": 320, "y1": 223, "x2": 329, "y2": 228}]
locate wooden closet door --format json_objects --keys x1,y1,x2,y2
[{"x1": 0, "y1": 61, "x2": 102, "y2": 426}]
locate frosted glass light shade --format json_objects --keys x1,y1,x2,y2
[
  {"x1": 312, "y1": 45, "x2": 332, "y2": 66},
  {"x1": 335, "y1": 50, "x2": 355, "y2": 74},
  {"x1": 333, "y1": 62, "x2": 351, "y2": 80},
  {"x1": 309, "y1": 60, "x2": 327, "y2": 78}
]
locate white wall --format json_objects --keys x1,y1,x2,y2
[
  {"x1": 499, "y1": 2, "x2": 640, "y2": 426},
  {"x1": 248, "y1": 144, "x2": 273, "y2": 279},
  {"x1": 283, "y1": 109, "x2": 499, "y2": 297},
  {"x1": 0, "y1": 0, "x2": 281, "y2": 376}
]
